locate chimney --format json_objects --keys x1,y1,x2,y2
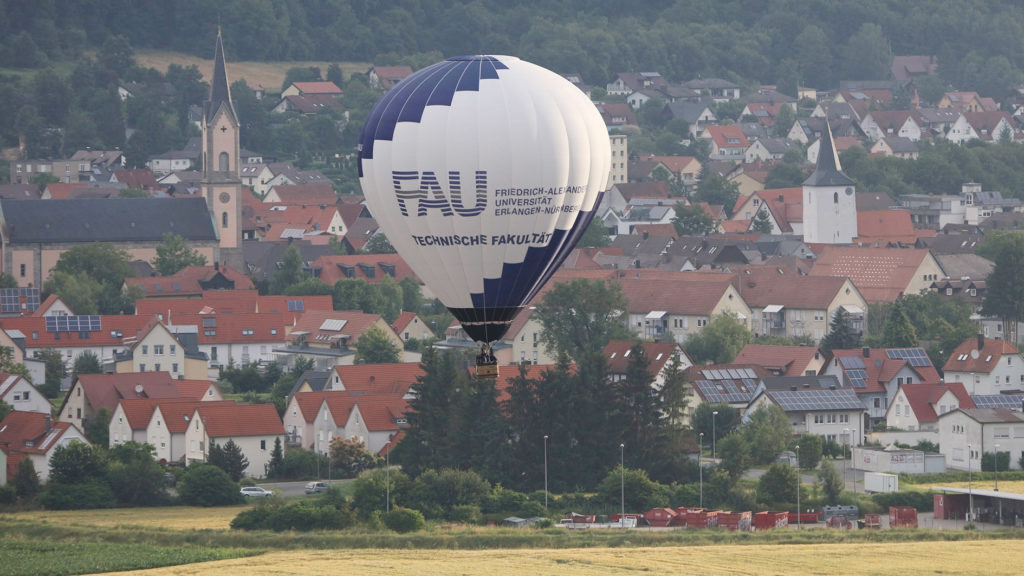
[
  {"x1": 978, "y1": 333, "x2": 985, "y2": 351},
  {"x1": 44, "y1": 416, "x2": 51, "y2": 432},
  {"x1": 778, "y1": 194, "x2": 784, "y2": 203},
  {"x1": 862, "y1": 347, "x2": 870, "y2": 358},
  {"x1": 214, "y1": 261, "x2": 220, "y2": 271},
  {"x1": 642, "y1": 230, "x2": 649, "y2": 240}
]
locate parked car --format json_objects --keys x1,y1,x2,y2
[
  {"x1": 240, "y1": 486, "x2": 274, "y2": 497},
  {"x1": 305, "y1": 481, "x2": 328, "y2": 494}
]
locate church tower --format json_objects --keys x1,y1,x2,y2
[
  {"x1": 201, "y1": 29, "x2": 243, "y2": 269},
  {"x1": 802, "y1": 121, "x2": 857, "y2": 244}
]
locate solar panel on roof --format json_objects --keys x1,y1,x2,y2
[
  {"x1": 846, "y1": 369, "x2": 867, "y2": 389},
  {"x1": 839, "y1": 356, "x2": 866, "y2": 369},
  {"x1": 287, "y1": 299, "x2": 304, "y2": 311},
  {"x1": 887, "y1": 348, "x2": 931, "y2": 367},
  {"x1": 971, "y1": 394, "x2": 1024, "y2": 409},
  {"x1": 45, "y1": 315, "x2": 101, "y2": 333}
]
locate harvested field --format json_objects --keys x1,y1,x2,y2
[
  {"x1": 99, "y1": 540, "x2": 1024, "y2": 575},
  {"x1": 10, "y1": 505, "x2": 246, "y2": 531}
]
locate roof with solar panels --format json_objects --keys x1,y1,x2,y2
[{"x1": 828, "y1": 347, "x2": 942, "y2": 394}]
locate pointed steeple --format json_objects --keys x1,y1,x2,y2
[
  {"x1": 803, "y1": 120, "x2": 854, "y2": 187},
  {"x1": 206, "y1": 28, "x2": 236, "y2": 122}
]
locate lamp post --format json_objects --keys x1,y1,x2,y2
[
  {"x1": 543, "y1": 434, "x2": 549, "y2": 509},
  {"x1": 712, "y1": 410, "x2": 719, "y2": 460},
  {"x1": 619, "y1": 443, "x2": 625, "y2": 525},
  {"x1": 385, "y1": 444, "x2": 390, "y2": 513},
  {"x1": 844, "y1": 427, "x2": 850, "y2": 493},
  {"x1": 995, "y1": 443, "x2": 1002, "y2": 525},
  {"x1": 699, "y1": 432, "x2": 704, "y2": 508},
  {"x1": 968, "y1": 443, "x2": 973, "y2": 523},
  {"x1": 795, "y1": 443, "x2": 801, "y2": 530}
]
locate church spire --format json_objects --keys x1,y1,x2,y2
[
  {"x1": 803, "y1": 119, "x2": 854, "y2": 187},
  {"x1": 207, "y1": 28, "x2": 235, "y2": 122}
]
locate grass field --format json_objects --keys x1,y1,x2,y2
[
  {"x1": 10, "y1": 505, "x2": 248, "y2": 531},
  {"x1": 96, "y1": 541, "x2": 1024, "y2": 576},
  {"x1": 134, "y1": 49, "x2": 370, "y2": 93}
]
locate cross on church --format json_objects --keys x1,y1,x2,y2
[{"x1": 220, "y1": 125, "x2": 228, "y2": 133}]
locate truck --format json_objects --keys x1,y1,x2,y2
[{"x1": 864, "y1": 471, "x2": 899, "y2": 493}]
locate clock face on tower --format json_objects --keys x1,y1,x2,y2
[
  {"x1": 219, "y1": 192, "x2": 231, "y2": 204},
  {"x1": 845, "y1": 187, "x2": 854, "y2": 196}
]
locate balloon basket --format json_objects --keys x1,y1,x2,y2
[{"x1": 475, "y1": 361, "x2": 499, "y2": 379}]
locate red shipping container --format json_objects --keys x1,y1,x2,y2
[
  {"x1": 889, "y1": 506, "x2": 918, "y2": 528},
  {"x1": 718, "y1": 511, "x2": 752, "y2": 532},
  {"x1": 753, "y1": 511, "x2": 789, "y2": 531},
  {"x1": 788, "y1": 512, "x2": 820, "y2": 524},
  {"x1": 863, "y1": 513, "x2": 881, "y2": 529},
  {"x1": 686, "y1": 509, "x2": 720, "y2": 528},
  {"x1": 644, "y1": 508, "x2": 677, "y2": 527}
]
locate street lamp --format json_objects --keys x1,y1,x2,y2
[
  {"x1": 712, "y1": 410, "x2": 719, "y2": 460},
  {"x1": 795, "y1": 443, "x2": 801, "y2": 530},
  {"x1": 994, "y1": 443, "x2": 1000, "y2": 491},
  {"x1": 968, "y1": 443, "x2": 974, "y2": 523},
  {"x1": 619, "y1": 443, "x2": 625, "y2": 525},
  {"x1": 385, "y1": 443, "x2": 390, "y2": 513},
  {"x1": 843, "y1": 427, "x2": 850, "y2": 494},
  {"x1": 543, "y1": 435, "x2": 549, "y2": 509},
  {"x1": 699, "y1": 432, "x2": 704, "y2": 508}
]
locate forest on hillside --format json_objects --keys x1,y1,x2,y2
[{"x1": 3, "y1": 0, "x2": 1024, "y2": 98}]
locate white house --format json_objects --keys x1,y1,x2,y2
[
  {"x1": 0, "y1": 374, "x2": 51, "y2": 414},
  {"x1": 0, "y1": 411, "x2": 89, "y2": 482},
  {"x1": 885, "y1": 382, "x2": 975, "y2": 432},
  {"x1": 184, "y1": 403, "x2": 284, "y2": 478},
  {"x1": 747, "y1": 388, "x2": 865, "y2": 445},
  {"x1": 942, "y1": 335, "x2": 1024, "y2": 396},
  {"x1": 937, "y1": 408, "x2": 1024, "y2": 471}
]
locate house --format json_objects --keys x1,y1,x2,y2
[
  {"x1": 272, "y1": 93, "x2": 346, "y2": 116},
  {"x1": 740, "y1": 101, "x2": 795, "y2": 126},
  {"x1": 631, "y1": 155, "x2": 702, "y2": 189},
  {"x1": 250, "y1": 203, "x2": 347, "y2": 240},
  {"x1": 312, "y1": 253, "x2": 421, "y2": 288},
  {"x1": 682, "y1": 78, "x2": 741, "y2": 101},
  {"x1": 703, "y1": 125, "x2": 749, "y2": 161},
  {"x1": 731, "y1": 188, "x2": 803, "y2": 235},
  {"x1": 886, "y1": 382, "x2": 975, "y2": 432},
  {"x1": 184, "y1": 403, "x2": 285, "y2": 477},
  {"x1": 596, "y1": 102, "x2": 637, "y2": 129},
  {"x1": 937, "y1": 408, "x2": 1024, "y2": 471},
  {"x1": 313, "y1": 394, "x2": 409, "y2": 455},
  {"x1": 916, "y1": 107, "x2": 963, "y2": 137},
  {"x1": 608, "y1": 133, "x2": 628, "y2": 186},
  {"x1": 0, "y1": 374, "x2": 51, "y2": 414},
  {"x1": 941, "y1": 335, "x2": 1024, "y2": 396},
  {"x1": 0, "y1": 314, "x2": 156, "y2": 372},
  {"x1": 860, "y1": 111, "x2": 923, "y2": 142},
  {"x1": 262, "y1": 183, "x2": 337, "y2": 205},
  {"x1": 930, "y1": 275, "x2": 986, "y2": 311},
  {"x1": 0, "y1": 410, "x2": 89, "y2": 482},
  {"x1": 606, "y1": 72, "x2": 669, "y2": 96},
  {"x1": 619, "y1": 274, "x2": 752, "y2": 342},
  {"x1": 687, "y1": 364, "x2": 768, "y2": 414},
  {"x1": 368, "y1": 66, "x2": 414, "y2": 90},
  {"x1": 113, "y1": 319, "x2": 209, "y2": 379},
  {"x1": 938, "y1": 91, "x2": 989, "y2": 113},
  {"x1": 281, "y1": 81, "x2": 342, "y2": 98},
  {"x1": 0, "y1": 198, "x2": 219, "y2": 289},
  {"x1": 662, "y1": 101, "x2": 717, "y2": 137},
  {"x1": 870, "y1": 137, "x2": 920, "y2": 159},
  {"x1": 59, "y1": 371, "x2": 189, "y2": 432},
  {"x1": 603, "y1": 340, "x2": 693, "y2": 387},
  {"x1": 162, "y1": 311, "x2": 290, "y2": 369},
  {"x1": 735, "y1": 266, "x2": 867, "y2": 341},
  {"x1": 392, "y1": 311, "x2": 435, "y2": 343},
  {"x1": 504, "y1": 308, "x2": 557, "y2": 366},
  {"x1": 855, "y1": 210, "x2": 923, "y2": 246},
  {"x1": 734, "y1": 345, "x2": 825, "y2": 378},
  {"x1": 109, "y1": 397, "x2": 196, "y2": 447},
  {"x1": 744, "y1": 138, "x2": 798, "y2": 164},
  {"x1": 142, "y1": 400, "x2": 235, "y2": 463},
  {"x1": 747, "y1": 387, "x2": 864, "y2": 444},
  {"x1": 274, "y1": 309, "x2": 406, "y2": 369},
  {"x1": 600, "y1": 182, "x2": 672, "y2": 217},
  {"x1": 808, "y1": 246, "x2": 944, "y2": 304},
  {"x1": 823, "y1": 347, "x2": 942, "y2": 427},
  {"x1": 891, "y1": 56, "x2": 938, "y2": 89}
]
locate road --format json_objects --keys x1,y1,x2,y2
[{"x1": 258, "y1": 479, "x2": 350, "y2": 498}]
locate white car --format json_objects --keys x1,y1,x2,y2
[{"x1": 240, "y1": 486, "x2": 274, "y2": 497}]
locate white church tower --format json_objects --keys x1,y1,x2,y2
[{"x1": 802, "y1": 121, "x2": 857, "y2": 244}]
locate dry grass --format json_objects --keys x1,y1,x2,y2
[
  {"x1": 9, "y1": 505, "x2": 246, "y2": 531},
  {"x1": 96, "y1": 541, "x2": 1024, "y2": 575},
  {"x1": 929, "y1": 480, "x2": 1024, "y2": 494},
  {"x1": 134, "y1": 49, "x2": 370, "y2": 94}
]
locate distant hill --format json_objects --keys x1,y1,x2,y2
[{"x1": 135, "y1": 50, "x2": 369, "y2": 95}]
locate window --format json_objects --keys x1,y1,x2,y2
[
  {"x1": 211, "y1": 347, "x2": 218, "y2": 360},
  {"x1": 140, "y1": 364, "x2": 146, "y2": 372},
  {"x1": 154, "y1": 363, "x2": 161, "y2": 372},
  {"x1": 142, "y1": 345, "x2": 148, "y2": 355},
  {"x1": 895, "y1": 405, "x2": 901, "y2": 416},
  {"x1": 261, "y1": 440, "x2": 267, "y2": 450},
  {"x1": 834, "y1": 192, "x2": 839, "y2": 204},
  {"x1": 170, "y1": 345, "x2": 176, "y2": 355},
  {"x1": 222, "y1": 212, "x2": 228, "y2": 228},
  {"x1": 19, "y1": 264, "x2": 25, "y2": 277},
  {"x1": 219, "y1": 151, "x2": 229, "y2": 171},
  {"x1": 874, "y1": 398, "x2": 881, "y2": 408},
  {"x1": 172, "y1": 363, "x2": 179, "y2": 373}
]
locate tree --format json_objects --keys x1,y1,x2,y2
[
  {"x1": 693, "y1": 173, "x2": 740, "y2": 217},
  {"x1": 578, "y1": 216, "x2": 611, "y2": 248},
  {"x1": 13, "y1": 458, "x2": 41, "y2": 500},
  {"x1": 692, "y1": 403, "x2": 740, "y2": 446},
  {"x1": 535, "y1": 278, "x2": 631, "y2": 364},
  {"x1": 73, "y1": 350, "x2": 102, "y2": 376},
  {"x1": 718, "y1": 432, "x2": 751, "y2": 484},
  {"x1": 773, "y1": 104, "x2": 796, "y2": 138},
  {"x1": 751, "y1": 209, "x2": 774, "y2": 234},
  {"x1": 881, "y1": 299, "x2": 918, "y2": 348},
  {"x1": 107, "y1": 442, "x2": 168, "y2": 506},
  {"x1": 45, "y1": 243, "x2": 136, "y2": 314},
  {"x1": 797, "y1": 434, "x2": 823, "y2": 470},
  {"x1": 672, "y1": 202, "x2": 714, "y2": 235},
  {"x1": 0, "y1": 346, "x2": 30, "y2": 383},
  {"x1": 329, "y1": 436, "x2": 380, "y2": 478},
  {"x1": 48, "y1": 441, "x2": 107, "y2": 485},
  {"x1": 818, "y1": 460, "x2": 844, "y2": 505},
  {"x1": 821, "y1": 308, "x2": 862, "y2": 353},
  {"x1": 841, "y1": 23, "x2": 891, "y2": 81},
  {"x1": 269, "y1": 244, "x2": 306, "y2": 294},
  {"x1": 0, "y1": 399, "x2": 10, "y2": 422},
  {"x1": 153, "y1": 233, "x2": 207, "y2": 276},
  {"x1": 98, "y1": 35, "x2": 135, "y2": 75},
  {"x1": 979, "y1": 231, "x2": 1024, "y2": 344},
  {"x1": 742, "y1": 404, "x2": 792, "y2": 464},
  {"x1": 266, "y1": 437, "x2": 285, "y2": 478},
  {"x1": 364, "y1": 233, "x2": 396, "y2": 254},
  {"x1": 594, "y1": 466, "x2": 670, "y2": 512},
  {"x1": 757, "y1": 462, "x2": 799, "y2": 505},
  {"x1": 85, "y1": 407, "x2": 111, "y2": 446},
  {"x1": 35, "y1": 349, "x2": 66, "y2": 398},
  {"x1": 207, "y1": 440, "x2": 249, "y2": 482},
  {"x1": 177, "y1": 464, "x2": 244, "y2": 506},
  {"x1": 764, "y1": 162, "x2": 806, "y2": 189},
  {"x1": 684, "y1": 313, "x2": 752, "y2": 365},
  {"x1": 353, "y1": 325, "x2": 401, "y2": 364}
]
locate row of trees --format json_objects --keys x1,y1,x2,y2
[{"x1": 6, "y1": 1, "x2": 1024, "y2": 102}]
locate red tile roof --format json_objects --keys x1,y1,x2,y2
[
  {"x1": 291, "y1": 81, "x2": 342, "y2": 95},
  {"x1": 706, "y1": 125, "x2": 749, "y2": 149},
  {"x1": 324, "y1": 394, "x2": 408, "y2": 431},
  {"x1": 809, "y1": 246, "x2": 931, "y2": 303},
  {"x1": 830, "y1": 348, "x2": 941, "y2": 394},
  {"x1": 313, "y1": 253, "x2": 420, "y2": 286},
  {"x1": 113, "y1": 169, "x2": 161, "y2": 190},
  {"x1": 126, "y1": 265, "x2": 254, "y2": 297},
  {"x1": 856, "y1": 210, "x2": 920, "y2": 245},
  {"x1": 118, "y1": 397, "x2": 196, "y2": 430},
  {"x1": 158, "y1": 400, "x2": 237, "y2": 434},
  {"x1": 734, "y1": 345, "x2": 822, "y2": 377},
  {"x1": 136, "y1": 292, "x2": 331, "y2": 317},
  {"x1": 391, "y1": 311, "x2": 418, "y2": 335},
  {"x1": 371, "y1": 66, "x2": 414, "y2": 90},
  {"x1": 292, "y1": 309, "x2": 390, "y2": 346},
  {"x1": 942, "y1": 336, "x2": 1020, "y2": 374},
  {"x1": 73, "y1": 372, "x2": 183, "y2": 415},
  {"x1": 166, "y1": 312, "x2": 290, "y2": 345},
  {"x1": 195, "y1": 403, "x2": 284, "y2": 437},
  {"x1": 900, "y1": 382, "x2": 975, "y2": 424},
  {"x1": 0, "y1": 411, "x2": 81, "y2": 455},
  {"x1": 333, "y1": 362, "x2": 423, "y2": 395},
  {"x1": 175, "y1": 379, "x2": 217, "y2": 399},
  {"x1": 618, "y1": 276, "x2": 737, "y2": 315},
  {"x1": 1, "y1": 314, "x2": 155, "y2": 350},
  {"x1": 733, "y1": 265, "x2": 850, "y2": 308},
  {"x1": 267, "y1": 184, "x2": 336, "y2": 204}
]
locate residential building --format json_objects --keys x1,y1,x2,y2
[
  {"x1": 809, "y1": 246, "x2": 944, "y2": 304},
  {"x1": 60, "y1": 372, "x2": 186, "y2": 432},
  {"x1": 113, "y1": 320, "x2": 209, "y2": 379},
  {"x1": 0, "y1": 411, "x2": 89, "y2": 482},
  {"x1": 367, "y1": 66, "x2": 413, "y2": 90},
  {"x1": 274, "y1": 309, "x2": 406, "y2": 369},
  {"x1": 734, "y1": 345, "x2": 825, "y2": 378},
  {"x1": 184, "y1": 403, "x2": 284, "y2": 477},
  {"x1": 942, "y1": 335, "x2": 1024, "y2": 396},
  {"x1": 823, "y1": 347, "x2": 942, "y2": 428},
  {"x1": 937, "y1": 408, "x2": 1024, "y2": 471},
  {"x1": 747, "y1": 387, "x2": 864, "y2": 444},
  {"x1": 281, "y1": 81, "x2": 342, "y2": 98},
  {"x1": 703, "y1": 125, "x2": 748, "y2": 161},
  {"x1": 886, "y1": 382, "x2": 975, "y2": 432},
  {"x1": 687, "y1": 364, "x2": 768, "y2": 414},
  {"x1": 0, "y1": 374, "x2": 51, "y2": 414},
  {"x1": 619, "y1": 274, "x2": 752, "y2": 342}
]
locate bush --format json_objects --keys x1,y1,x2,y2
[
  {"x1": 448, "y1": 504, "x2": 481, "y2": 524},
  {"x1": 268, "y1": 501, "x2": 353, "y2": 532},
  {"x1": 382, "y1": 507, "x2": 426, "y2": 533},
  {"x1": 873, "y1": 490, "x2": 934, "y2": 512},
  {"x1": 37, "y1": 481, "x2": 116, "y2": 510},
  {"x1": 406, "y1": 468, "x2": 490, "y2": 515},
  {"x1": 177, "y1": 464, "x2": 243, "y2": 507},
  {"x1": 231, "y1": 503, "x2": 278, "y2": 531},
  {"x1": 0, "y1": 484, "x2": 15, "y2": 505}
]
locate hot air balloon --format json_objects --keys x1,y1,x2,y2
[{"x1": 358, "y1": 55, "x2": 610, "y2": 377}]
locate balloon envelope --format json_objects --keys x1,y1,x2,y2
[{"x1": 359, "y1": 55, "x2": 610, "y2": 342}]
